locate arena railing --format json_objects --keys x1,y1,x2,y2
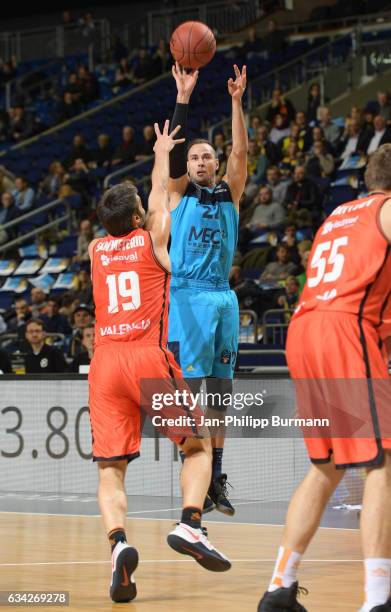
[
  {"x1": 103, "y1": 156, "x2": 154, "y2": 190},
  {"x1": 0, "y1": 20, "x2": 110, "y2": 63},
  {"x1": 146, "y1": 0, "x2": 278, "y2": 46},
  {"x1": 0, "y1": 198, "x2": 71, "y2": 254}
]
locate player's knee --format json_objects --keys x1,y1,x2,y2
[{"x1": 181, "y1": 436, "x2": 212, "y2": 459}]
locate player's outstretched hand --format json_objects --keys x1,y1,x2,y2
[
  {"x1": 172, "y1": 61, "x2": 199, "y2": 103},
  {"x1": 228, "y1": 64, "x2": 247, "y2": 101},
  {"x1": 153, "y1": 120, "x2": 185, "y2": 153}
]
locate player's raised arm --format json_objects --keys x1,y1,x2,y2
[
  {"x1": 146, "y1": 120, "x2": 185, "y2": 248},
  {"x1": 168, "y1": 62, "x2": 199, "y2": 205},
  {"x1": 224, "y1": 64, "x2": 248, "y2": 210}
]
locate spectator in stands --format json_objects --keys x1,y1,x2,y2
[
  {"x1": 90, "y1": 133, "x2": 113, "y2": 168},
  {"x1": 57, "y1": 91, "x2": 81, "y2": 122},
  {"x1": 242, "y1": 27, "x2": 263, "y2": 59},
  {"x1": 266, "y1": 166, "x2": 290, "y2": 206},
  {"x1": 0, "y1": 165, "x2": 15, "y2": 194},
  {"x1": 306, "y1": 82, "x2": 321, "y2": 123},
  {"x1": 213, "y1": 133, "x2": 225, "y2": 161},
  {"x1": 153, "y1": 39, "x2": 171, "y2": 74},
  {"x1": 256, "y1": 125, "x2": 279, "y2": 165},
  {"x1": 0, "y1": 348, "x2": 12, "y2": 374},
  {"x1": 63, "y1": 158, "x2": 94, "y2": 214},
  {"x1": 0, "y1": 58, "x2": 17, "y2": 85},
  {"x1": 77, "y1": 64, "x2": 99, "y2": 104},
  {"x1": 217, "y1": 143, "x2": 232, "y2": 181},
  {"x1": 305, "y1": 141, "x2": 335, "y2": 178},
  {"x1": 263, "y1": 19, "x2": 286, "y2": 57},
  {"x1": 7, "y1": 298, "x2": 31, "y2": 338},
  {"x1": 112, "y1": 126, "x2": 138, "y2": 166},
  {"x1": 66, "y1": 73, "x2": 82, "y2": 101},
  {"x1": 266, "y1": 88, "x2": 295, "y2": 128},
  {"x1": 70, "y1": 324, "x2": 95, "y2": 372},
  {"x1": 247, "y1": 139, "x2": 268, "y2": 185},
  {"x1": 283, "y1": 165, "x2": 320, "y2": 214},
  {"x1": 22, "y1": 319, "x2": 67, "y2": 373},
  {"x1": 62, "y1": 10, "x2": 75, "y2": 25},
  {"x1": 110, "y1": 33, "x2": 128, "y2": 63},
  {"x1": 135, "y1": 125, "x2": 156, "y2": 160},
  {"x1": 8, "y1": 105, "x2": 36, "y2": 142},
  {"x1": 59, "y1": 291, "x2": 79, "y2": 321},
  {"x1": 69, "y1": 304, "x2": 94, "y2": 357},
  {"x1": 248, "y1": 115, "x2": 262, "y2": 138},
  {"x1": 277, "y1": 275, "x2": 300, "y2": 311},
  {"x1": 279, "y1": 142, "x2": 304, "y2": 177},
  {"x1": 375, "y1": 90, "x2": 391, "y2": 123},
  {"x1": 295, "y1": 111, "x2": 311, "y2": 151},
  {"x1": 73, "y1": 269, "x2": 93, "y2": 305},
  {"x1": 12, "y1": 176, "x2": 35, "y2": 212},
  {"x1": 79, "y1": 11, "x2": 96, "y2": 39},
  {"x1": 280, "y1": 123, "x2": 305, "y2": 157},
  {"x1": 112, "y1": 64, "x2": 133, "y2": 94},
  {"x1": 64, "y1": 133, "x2": 90, "y2": 168},
  {"x1": 310, "y1": 126, "x2": 333, "y2": 154},
  {"x1": 239, "y1": 186, "x2": 285, "y2": 252},
  {"x1": 259, "y1": 244, "x2": 298, "y2": 282},
  {"x1": 39, "y1": 161, "x2": 65, "y2": 199},
  {"x1": 132, "y1": 48, "x2": 155, "y2": 84},
  {"x1": 30, "y1": 287, "x2": 48, "y2": 318},
  {"x1": 269, "y1": 113, "x2": 291, "y2": 145},
  {"x1": 339, "y1": 120, "x2": 362, "y2": 159},
  {"x1": 318, "y1": 106, "x2": 342, "y2": 150},
  {"x1": 365, "y1": 115, "x2": 391, "y2": 155},
  {"x1": 40, "y1": 295, "x2": 72, "y2": 336},
  {"x1": 74, "y1": 218, "x2": 95, "y2": 263},
  {"x1": 0, "y1": 192, "x2": 19, "y2": 244},
  {"x1": 296, "y1": 247, "x2": 311, "y2": 292}
]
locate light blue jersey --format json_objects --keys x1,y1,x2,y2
[
  {"x1": 170, "y1": 181, "x2": 239, "y2": 288},
  {"x1": 168, "y1": 180, "x2": 239, "y2": 378}
]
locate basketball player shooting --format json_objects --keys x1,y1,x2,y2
[
  {"x1": 167, "y1": 62, "x2": 248, "y2": 516},
  {"x1": 88, "y1": 120, "x2": 231, "y2": 604},
  {"x1": 258, "y1": 145, "x2": 391, "y2": 611}
]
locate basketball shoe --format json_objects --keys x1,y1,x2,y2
[
  {"x1": 110, "y1": 541, "x2": 139, "y2": 602},
  {"x1": 208, "y1": 473, "x2": 235, "y2": 516},
  {"x1": 167, "y1": 523, "x2": 231, "y2": 572},
  {"x1": 367, "y1": 600, "x2": 391, "y2": 611},
  {"x1": 257, "y1": 582, "x2": 308, "y2": 611},
  {"x1": 202, "y1": 493, "x2": 215, "y2": 514}
]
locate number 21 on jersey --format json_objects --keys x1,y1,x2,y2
[
  {"x1": 106, "y1": 271, "x2": 141, "y2": 313},
  {"x1": 307, "y1": 236, "x2": 348, "y2": 288}
]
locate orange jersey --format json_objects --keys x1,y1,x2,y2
[
  {"x1": 294, "y1": 193, "x2": 391, "y2": 327},
  {"x1": 91, "y1": 229, "x2": 170, "y2": 347}
]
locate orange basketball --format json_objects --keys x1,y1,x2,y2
[{"x1": 170, "y1": 21, "x2": 216, "y2": 70}]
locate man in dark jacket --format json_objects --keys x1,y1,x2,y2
[{"x1": 22, "y1": 319, "x2": 67, "y2": 373}]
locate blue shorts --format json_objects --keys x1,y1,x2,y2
[{"x1": 168, "y1": 286, "x2": 239, "y2": 379}]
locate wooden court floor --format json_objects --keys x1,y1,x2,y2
[{"x1": 0, "y1": 514, "x2": 363, "y2": 611}]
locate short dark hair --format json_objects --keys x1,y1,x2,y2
[
  {"x1": 365, "y1": 144, "x2": 391, "y2": 191},
  {"x1": 186, "y1": 139, "x2": 216, "y2": 159},
  {"x1": 26, "y1": 318, "x2": 45, "y2": 332},
  {"x1": 97, "y1": 181, "x2": 139, "y2": 236}
]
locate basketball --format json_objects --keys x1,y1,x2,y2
[{"x1": 170, "y1": 21, "x2": 216, "y2": 70}]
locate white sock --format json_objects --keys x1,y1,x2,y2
[
  {"x1": 268, "y1": 546, "x2": 302, "y2": 592},
  {"x1": 360, "y1": 558, "x2": 391, "y2": 611}
]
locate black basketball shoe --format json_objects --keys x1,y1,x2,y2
[
  {"x1": 167, "y1": 522, "x2": 231, "y2": 572},
  {"x1": 257, "y1": 581, "x2": 308, "y2": 611},
  {"x1": 369, "y1": 600, "x2": 391, "y2": 611},
  {"x1": 203, "y1": 493, "x2": 215, "y2": 514},
  {"x1": 110, "y1": 541, "x2": 138, "y2": 603},
  {"x1": 208, "y1": 473, "x2": 235, "y2": 516}
]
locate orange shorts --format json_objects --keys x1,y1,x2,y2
[
  {"x1": 286, "y1": 311, "x2": 391, "y2": 468},
  {"x1": 88, "y1": 342, "x2": 204, "y2": 462}
]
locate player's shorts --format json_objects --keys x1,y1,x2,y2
[
  {"x1": 168, "y1": 284, "x2": 239, "y2": 379},
  {"x1": 88, "y1": 342, "x2": 204, "y2": 462},
  {"x1": 287, "y1": 310, "x2": 391, "y2": 469}
]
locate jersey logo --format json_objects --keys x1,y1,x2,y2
[{"x1": 188, "y1": 226, "x2": 226, "y2": 245}]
